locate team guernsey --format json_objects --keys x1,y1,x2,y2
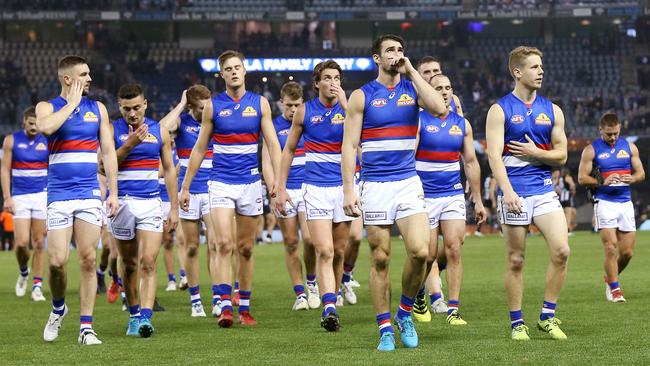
[
  {"x1": 592, "y1": 138, "x2": 632, "y2": 203},
  {"x1": 273, "y1": 114, "x2": 305, "y2": 190},
  {"x1": 114, "y1": 118, "x2": 162, "y2": 198},
  {"x1": 303, "y1": 99, "x2": 345, "y2": 187},
  {"x1": 46, "y1": 96, "x2": 101, "y2": 204},
  {"x1": 159, "y1": 147, "x2": 179, "y2": 203},
  {"x1": 177, "y1": 112, "x2": 213, "y2": 193},
  {"x1": 450, "y1": 97, "x2": 458, "y2": 114},
  {"x1": 11, "y1": 131, "x2": 48, "y2": 196}
]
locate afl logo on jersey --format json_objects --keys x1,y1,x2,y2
[
  {"x1": 371, "y1": 99, "x2": 387, "y2": 107},
  {"x1": 616, "y1": 150, "x2": 630, "y2": 159},
  {"x1": 119, "y1": 134, "x2": 129, "y2": 142},
  {"x1": 535, "y1": 113, "x2": 552, "y2": 125},
  {"x1": 83, "y1": 111, "x2": 99, "y2": 123},
  {"x1": 36, "y1": 142, "x2": 47, "y2": 151},
  {"x1": 511, "y1": 115, "x2": 524, "y2": 124},
  {"x1": 597, "y1": 152, "x2": 610, "y2": 159},
  {"x1": 449, "y1": 125, "x2": 463, "y2": 136},
  {"x1": 278, "y1": 129, "x2": 289, "y2": 135},
  {"x1": 17, "y1": 143, "x2": 28, "y2": 149},
  {"x1": 311, "y1": 115, "x2": 324, "y2": 123},
  {"x1": 426, "y1": 125, "x2": 439, "y2": 133},
  {"x1": 185, "y1": 126, "x2": 199, "y2": 133},
  {"x1": 396, "y1": 94, "x2": 415, "y2": 106},
  {"x1": 331, "y1": 113, "x2": 346, "y2": 124},
  {"x1": 219, "y1": 109, "x2": 232, "y2": 118},
  {"x1": 242, "y1": 106, "x2": 258, "y2": 117}
]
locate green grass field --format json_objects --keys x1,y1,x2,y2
[{"x1": 1, "y1": 231, "x2": 649, "y2": 365}]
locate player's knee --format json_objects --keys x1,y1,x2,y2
[
  {"x1": 620, "y1": 247, "x2": 634, "y2": 260},
  {"x1": 139, "y1": 257, "x2": 156, "y2": 275},
  {"x1": 316, "y1": 246, "x2": 334, "y2": 263},
  {"x1": 333, "y1": 245, "x2": 345, "y2": 262},
  {"x1": 507, "y1": 252, "x2": 525, "y2": 272},
  {"x1": 283, "y1": 235, "x2": 299, "y2": 254},
  {"x1": 237, "y1": 244, "x2": 254, "y2": 261},
  {"x1": 371, "y1": 249, "x2": 390, "y2": 271},
  {"x1": 552, "y1": 245, "x2": 570, "y2": 265},
  {"x1": 78, "y1": 255, "x2": 96, "y2": 274},
  {"x1": 14, "y1": 238, "x2": 29, "y2": 248},
  {"x1": 445, "y1": 243, "x2": 462, "y2": 262},
  {"x1": 49, "y1": 261, "x2": 65, "y2": 275},
  {"x1": 407, "y1": 245, "x2": 428, "y2": 264},
  {"x1": 32, "y1": 238, "x2": 46, "y2": 251}
]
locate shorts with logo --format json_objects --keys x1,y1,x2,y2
[
  {"x1": 209, "y1": 180, "x2": 263, "y2": 216},
  {"x1": 497, "y1": 191, "x2": 562, "y2": 226},
  {"x1": 109, "y1": 197, "x2": 164, "y2": 240},
  {"x1": 425, "y1": 194, "x2": 467, "y2": 229},
  {"x1": 360, "y1": 175, "x2": 427, "y2": 225},
  {"x1": 13, "y1": 191, "x2": 47, "y2": 220},
  {"x1": 47, "y1": 199, "x2": 103, "y2": 230},
  {"x1": 180, "y1": 192, "x2": 210, "y2": 220},
  {"x1": 594, "y1": 199, "x2": 636, "y2": 232},
  {"x1": 303, "y1": 184, "x2": 354, "y2": 223},
  {"x1": 276, "y1": 188, "x2": 306, "y2": 219}
]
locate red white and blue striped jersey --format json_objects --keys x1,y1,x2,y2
[
  {"x1": 159, "y1": 146, "x2": 179, "y2": 203},
  {"x1": 274, "y1": 114, "x2": 304, "y2": 190},
  {"x1": 47, "y1": 96, "x2": 101, "y2": 204},
  {"x1": 303, "y1": 98, "x2": 345, "y2": 187},
  {"x1": 416, "y1": 111, "x2": 465, "y2": 198},
  {"x1": 360, "y1": 79, "x2": 419, "y2": 182},
  {"x1": 114, "y1": 118, "x2": 162, "y2": 198},
  {"x1": 211, "y1": 91, "x2": 262, "y2": 184},
  {"x1": 176, "y1": 112, "x2": 213, "y2": 194},
  {"x1": 592, "y1": 137, "x2": 632, "y2": 203},
  {"x1": 497, "y1": 93, "x2": 555, "y2": 197},
  {"x1": 10, "y1": 130, "x2": 48, "y2": 196}
]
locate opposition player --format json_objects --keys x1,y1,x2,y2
[
  {"x1": 342, "y1": 35, "x2": 446, "y2": 351},
  {"x1": 161, "y1": 85, "x2": 216, "y2": 317},
  {"x1": 413, "y1": 74, "x2": 486, "y2": 325},
  {"x1": 111, "y1": 83, "x2": 178, "y2": 337},
  {"x1": 276, "y1": 61, "x2": 353, "y2": 330},
  {"x1": 486, "y1": 46, "x2": 569, "y2": 341},
  {"x1": 416, "y1": 56, "x2": 464, "y2": 116},
  {"x1": 181, "y1": 50, "x2": 282, "y2": 327},
  {"x1": 1, "y1": 106, "x2": 48, "y2": 302},
  {"x1": 578, "y1": 112, "x2": 645, "y2": 302},
  {"x1": 262, "y1": 81, "x2": 319, "y2": 311},
  {"x1": 36, "y1": 55, "x2": 119, "y2": 345}
]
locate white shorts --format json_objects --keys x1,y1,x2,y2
[
  {"x1": 595, "y1": 200, "x2": 636, "y2": 232},
  {"x1": 180, "y1": 192, "x2": 210, "y2": 220},
  {"x1": 47, "y1": 199, "x2": 103, "y2": 230},
  {"x1": 276, "y1": 188, "x2": 306, "y2": 219},
  {"x1": 360, "y1": 175, "x2": 427, "y2": 225},
  {"x1": 110, "y1": 197, "x2": 164, "y2": 240},
  {"x1": 303, "y1": 184, "x2": 355, "y2": 223},
  {"x1": 161, "y1": 201, "x2": 171, "y2": 220},
  {"x1": 13, "y1": 192, "x2": 47, "y2": 220},
  {"x1": 209, "y1": 180, "x2": 263, "y2": 216},
  {"x1": 425, "y1": 194, "x2": 467, "y2": 229},
  {"x1": 497, "y1": 191, "x2": 562, "y2": 226}
]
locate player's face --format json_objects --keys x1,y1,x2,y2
[
  {"x1": 189, "y1": 98, "x2": 209, "y2": 122},
  {"x1": 374, "y1": 40, "x2": 404, "y2": 74},
  {"x1": 316, "y1": 68, "x2": 341, "y2": 100},
  {"x1": 599, "y1": 124, "x2": 620, "y2": 145},
  {"x1": 23, "y1": 116, "x2": 38, "y2": 136},
  {"x1": 515, "y1": 55, "x2": 544, "y2": 90},
  {"x1": 281, "y1": 96, "x2": 303, "y2": 121},
  {"x1": 430, "y1": 76, "x2": 453, "y2": 109},
  {"x1": 220, "y1": 57, "x2": 246, "y2": 88},
  {"x1": 418, "y1": 61, "x2": 442, "y2": 83},
  {"x1": 63, "y1": 63, "x2": 92, "y2": 95},
  {"x1": 119, "y1": 95, "x2": 147, "y2": 126}
]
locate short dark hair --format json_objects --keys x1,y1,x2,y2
[
  {"x1": 280, "y1": 82, "x2": 303, "y2": 100},
  {"x1": 417, "y1": 56, "x2": 441, "y2": 69},
  {"x1": 22, "y1": 106, "x2": 36, "y2": 120},
  {"x1": 312, "y1": 60, "x2": 343, "y2": 91},
  {"x1": 371, "y1": 34, "x2": 405, "y2": 56},
  {"x1": 117, "y1": 83, "x2": 144, "y2": 100},
  {"x1": 58, "y1": 55, "x2": 87, "y2": 71},
  {"x1": 599, "y1": 112, "x2": 620, "y2": 128},
  {"x1": 218, "y1": 50, "x2": 245, "y2": 68}
]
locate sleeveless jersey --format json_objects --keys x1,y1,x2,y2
[
  {"x1": 360, "y1": 79, "x2": 419, "y2": 182},
  {"x1": 47, "y1": 96, "x2": 101, "y2": 204},
  {"x1": 211, "y1": 91, "x2": 262, "y2": 184},
  {"x1": 176, "y1": 112, "x2": 213, "y2": 193},
  {"x1": 159, "y1": 147, "x2": 179, "y2": 203},
  {"x1": 497, "y1": 93, "x2": 555, "y2": 196},
  {"x1": 303, "y1": 98, "x2": 346, "y2": 187},
  {"x1": 273, "y1": 114, "x2": 305, "y2": 190},
  {"x1": 416, "y1": 111, "x2": 465, "y2": 198},
  {"x1": 592, "y1": 138, "x2": 632, "y2": 203},
  {"x1": 114, "y1": 118, "x2": 162, "y2": 198},
  {"x1": 10, "y1": 130, "x2": 48, "y2": 196}
]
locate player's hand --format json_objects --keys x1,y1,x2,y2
[
  {"x1": 3, "y1": 197, "x2": 15, "y2": 215},
  {"x1": 474, "y1": 201, "x2": 487, "y2": 225},
  {"x1": 331, "y1": 84, "x2": 348, "y2": 110},
  {"x1": 603, "y1": 173, "x2": 621, "y2": 186},
  {"x1": 166, "y1": 206, "x2": 179, "y2": 232},
  {"x1": 105, "y1": 193, "x2": 119, "y2": 218},
  {"x1": 618, "y1": 174, "x2": 633, "y2": 184},
  {"x1": 180, "y1": 89, "x2": 188, "y2": 106},
  {"x1": 343, "y1": 191, "x2": 362, "y2": 217},
  {"x1": 274, "y1": 189, "x2": 293, "y2": 217},
  {"x1": 66, "y1": 79, "x2": 84, "y2": 108},
  {"x1": 267, "y1": 180, "x2": 278, "y2": 199},
  {"x1": 126, "y1": 123, "x2": 148, "y2": 148},
  {"x1": 506, "y1": 134, "x2": 540, "y2": 160},
  {"x1": 179, "y1": 188, "x2": 191, "y2": 212},
  {"x1": 503, "y1": 190, "x2": 523, "y2": 214}
]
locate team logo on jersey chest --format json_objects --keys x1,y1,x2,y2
[
  {"x1": 331, "y1": 113, "x2": 345, "y2": 124},
  {"x1": 448, "y1": 125, "x2": 463, "y2": 136},
  {"x1": 83, "y1": 111, "x2": 99, "y2": 122},
  {"x1": 396, "y1": 94, "x2": 415, "y2": 106},
  {"x1": 35, "y1": 142, "x2": 47, "y2": 151},
  {"x1": 535, "y1": 113, "x2": 551, "y2": 125},
  {"x1": 371, "y1": 99, "x2": 387, "y2": 107},
  {"x1": 616, "y1": 150, "x2": 630, "y2": 159},
  {"x1": 219, "y1": 109, "x2": 232, "y2": 118},
  {"x1": 142, "y1": 133, "x2": 159, "y2": 143},
  {"x1": 426, "y1": 125, "x2": 439, "y2": 133},
  {"x1": 510, "y1": 115, "x2": 524, "y2": 124},
  {"x1": 311, "y1": 115, "x2": 324, "y2": 123},
  {"x1": 242, "y1": 106, "x2": 258, "y2": 117},
  {"x1": 597, "y1": 152, "x2": 610, "y2": 159}
]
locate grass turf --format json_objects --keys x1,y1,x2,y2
[{"x1": 1, "y1": 231, "x2": 649, "y2": 365}]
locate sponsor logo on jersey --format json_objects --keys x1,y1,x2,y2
[
  {"x1": 309, "y1": 208, "x2": 329, "y2": 218},
  {"x1": 331, "y1": 113, "x2": 346, "y2": 124},
  {"x1": 83, "y1": 111, "x2": 99, "y2": 122},
  {"x1": 219, "y1": 109, "x2": 232, "y2": 118},
  {"x1": 242, "y1": 106, "x2": 258, "y2": 117},
  {"x1": 35, "y1": 142, "x2": 47, "y2": 151},
  {"x1": 311, "y1": 115, "x2": 324, "y2": 123},
  {"x1": 597, "y1": 152, "x2": 610, "y2": 159},
  {"x1": 278, "y1": 129, "x2": 290, "y2": 136},
  {"x1": 535, "y1": 113, "x2": 552, "y2": 125},
  {"x1": 454, "y1": 183, "x2": 463, "y2": 190},
  {"x1": 544, "y1": 178, "x2": 553, "y2": 186},
  {"x1": 396, "y1": 94, "x2": 416, "y2": 106},
  {"x1": 48, "y1": 217, "x2": 69, "y2": 228},
  {"x1": 426, "y1": 125, "x2": 439, "y2": 133},
  {"x1": 371, "y1": 98, "x2": 387, "y2": 107},
  {"x1": 511, "y1": 115, "x2": 524, "y2": 124},
  {"x1": 364, "y1": 211, "x2": 387, "y2": 221},
  {"x1": 616, "y1": 150, "x2": 630, "y2": 159},
  {"x1": 449, "y1": 125, "x2": 463, "y2": 136},
  {"x1": 505, "y1": 211, "x2": 528, "y2": 222}
]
